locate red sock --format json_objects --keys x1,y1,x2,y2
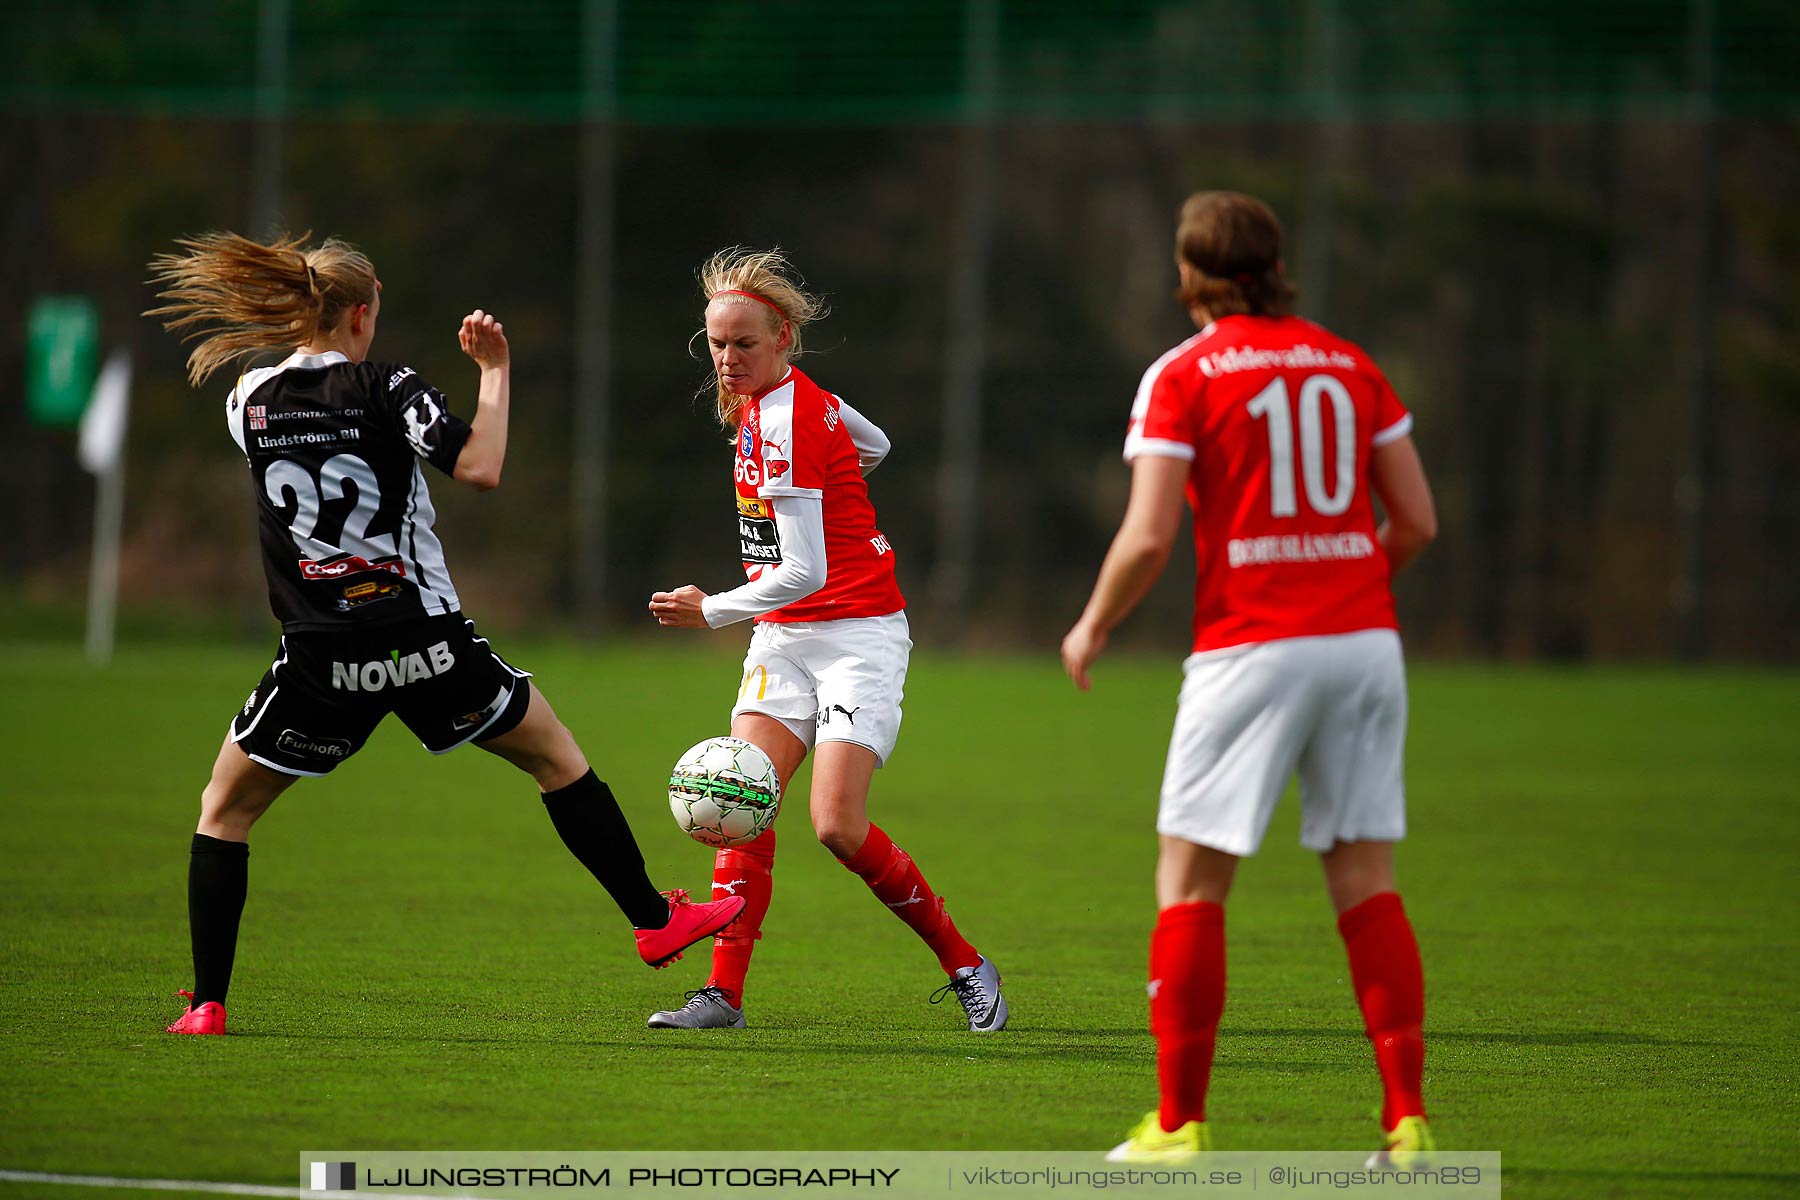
[
  {"x1": 706, "y1": 826, "x2": 776, "y2": 1006},
  {"x1": 840, "y1": 824, "x2": 982, "y2": 974},
  {"x1": 1150, "y1": 900, "x2": 1226, "y2": 1131},
  {"x1": 1338, "y1": 891, "x2": 1427, "y2": 1129}
]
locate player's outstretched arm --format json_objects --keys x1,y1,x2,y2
[
  {"x1": 453, "y1": 309, "x2": 510, "y2": 491},
  {"x1": 650, "y1": 496, "x2": 828, "y2": 629},
  {"x1": 1061, "y1": 454, "x2": 1189, "y2": 691},
  {"x1": 1370, "y1": 434, "x2": 1437, "y2": 573}
]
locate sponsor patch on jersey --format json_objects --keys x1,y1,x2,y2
[
  {"x1": 740, "y1": 425, "x2": 755, "y2": 458},
  {"x1": 248, "y1": 405, "x2": 267, "y2": 430},
  {"x1": 451, "y1": 689, "x2": 509, "y2": 733},
  {"x1": 335, "y1": 578, "x2": 405, "y2": 611},
  {"x1": 762, "y1": 433, "x2": 790, "y2": 480},
  {"x1": 276, "y1": 728, "x2": 352, "y2": 761},
  {"x1": 330, "y1": 641, "x2": 457, "y2": 691},
  {"x1": 737, "y1": 496, "x2": 771, "y2": 519},
  {"x1": 300, "y1": 555, "x2": 407, "y2": 581},
  {"x1": 738, "y1": 505, "x2": 781, "y2": 565}
]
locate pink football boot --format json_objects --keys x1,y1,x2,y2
[
  {"x1": 634, "y1": 888, "x2": 746, "y2": 969},
  {"x1": 166, "y1": 990, "x2": 227, "y2": 1035}
]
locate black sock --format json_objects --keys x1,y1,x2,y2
[
  {"x1": 542, "y1": 770, "x2": 668, "y2": 929},
  {"x1": 187, "y1": 833, "x2": 249, "y2": 1007}
]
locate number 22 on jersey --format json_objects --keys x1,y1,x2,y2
[{"x1": 264, "y1": 453, "x2": 397, "y2": 559}]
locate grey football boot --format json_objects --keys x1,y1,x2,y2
[
  {"x1": 930, "y1": 955, "x2": 1008, "y2": 1031},
  {"x1": 647, "y1": 985, "x2": 746, "y2": 1029}
]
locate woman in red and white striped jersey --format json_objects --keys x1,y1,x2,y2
[{"x1": 646, "y1": 247, "x2": 1007, "y2": 1033}]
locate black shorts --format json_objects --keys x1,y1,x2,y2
[{"x1": 228, "y1": 614, "x2": 532, "y2": 777}]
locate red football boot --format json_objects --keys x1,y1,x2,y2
[
  {"x1": 166, "y1": 990, "x2": 227, "y2": 1035},
  {"x1": 635, "y1": 888, "x2": 746, "y2": 969}
]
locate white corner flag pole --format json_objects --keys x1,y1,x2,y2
[{"x1": 80, "y1": 349, "x2": 132, "y2": 666}]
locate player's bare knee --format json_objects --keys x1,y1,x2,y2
[
  {"x1": 198, "y1": 781, "x2": 267, "y2": 838},
  {"x1": 1324, "y1": 865, "x2": 1391, "y2": 913},
  {"x1": 812, "y1": 816, "x2": 863, "y2": 859},
  {"x1": 535, "y1": 721, "x2": 588, "y2": 789}
]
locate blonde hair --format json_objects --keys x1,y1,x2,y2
[
  {"x1": 146, "y1": 231, "x2": 377, "y2": 387},
  {"x1": 695, "y1": 246, "x2": 826, "y2": 429}
]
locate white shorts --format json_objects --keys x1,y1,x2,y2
[
  {"x1": 729, "y1": 610, "x2": 910, "y2": 766},
  {"x1": 1158, "y1": 628, "x2": 1407, "y2": 857}
]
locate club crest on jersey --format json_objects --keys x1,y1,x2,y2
[{"x1": 403, "y1": 393, "x2": 443, "y2": 455}]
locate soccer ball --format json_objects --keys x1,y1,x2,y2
[{"x1": 668, "y1": 736, "x2": 782, "y2": 848}]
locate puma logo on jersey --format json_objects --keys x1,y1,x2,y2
[
  {"x1": 819, "y1": 704, "x2": 861, "y2": 727},
  {"x1": 886, "y1": 886, "x2": 926, "y2": 910},
  {"x1": 712, "y1": 879, "x2": 750, "y2": 896},
  {"x1": 331, "y1": 641, "x2": 456, "y2": 691},
  {"x1": 762, "y1": 434, "x2": 791, "y2": 479}
]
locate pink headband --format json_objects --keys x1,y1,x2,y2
[{"x1": 712, "y1": 289, "x2": 787, "y2": 320}]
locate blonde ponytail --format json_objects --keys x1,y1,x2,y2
[
  {"x1": 146, "y1": 231, "x2": 376, "y2": 387},
  {"x1": 695, "y1": 247, "x2": 826, "y2": 430}
]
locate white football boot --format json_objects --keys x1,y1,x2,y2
[
  {"x1": 930, "y1": 955, "x2": 1008, "y2": 1031},
  {"x1": 647, "y1": 985, "x2": 746, "y2": 1029}
]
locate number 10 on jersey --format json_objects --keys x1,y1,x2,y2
[{"x1": 1245, "y1": 375, "x2": 1357, "y2": 519}]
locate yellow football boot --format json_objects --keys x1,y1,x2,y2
[
  {"x1": 1105, "y1": 1111, "x2": 1211, "y2": 1162},
  {"x1": 1367, "y1": 1115, "x2": 1436, "y2": 1169}
]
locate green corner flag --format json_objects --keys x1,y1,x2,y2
[{"x1": 27, "y1": 296, "x2": 100, "y2": 428}]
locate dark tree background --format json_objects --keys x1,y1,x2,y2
[{"x1": 3, "y1": 0, "x2": 1796, "y2": 659}]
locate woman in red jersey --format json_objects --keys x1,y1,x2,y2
[
  {"x1": 1062, "y1": 194, "x2": 1439, "y2": 1163},
  {"x1": 647, "y1": 247, "x2": 1006, "y2": 1033}
]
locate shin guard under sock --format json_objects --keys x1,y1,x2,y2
[
  {"x1": 542, "y1": 770, "x2": 668, "y2": 929},
  {"x1": 1338, "y1": 891, "x2": 1427, "y2": 1129},
  {"x1": 839, "y1": 823, "x2": 981, "y2": 975},
  {"x1": 1150, "y1": 900, "x2": 1226, "y2": 1130},
  {"x1": 707, "y1": 826, "x2": 776, "y2": 1005},
  {"x1": 187, "y1": 833, "x2": 249, "y2": 1006}
]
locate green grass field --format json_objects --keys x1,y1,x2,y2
[{"x1": 1, "y1": 640, "x2": 1795, "y2": 1198}]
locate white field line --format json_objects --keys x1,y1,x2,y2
[{"x1": 0, "y1": 1169, "x2": 483, "y2": 1200}]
